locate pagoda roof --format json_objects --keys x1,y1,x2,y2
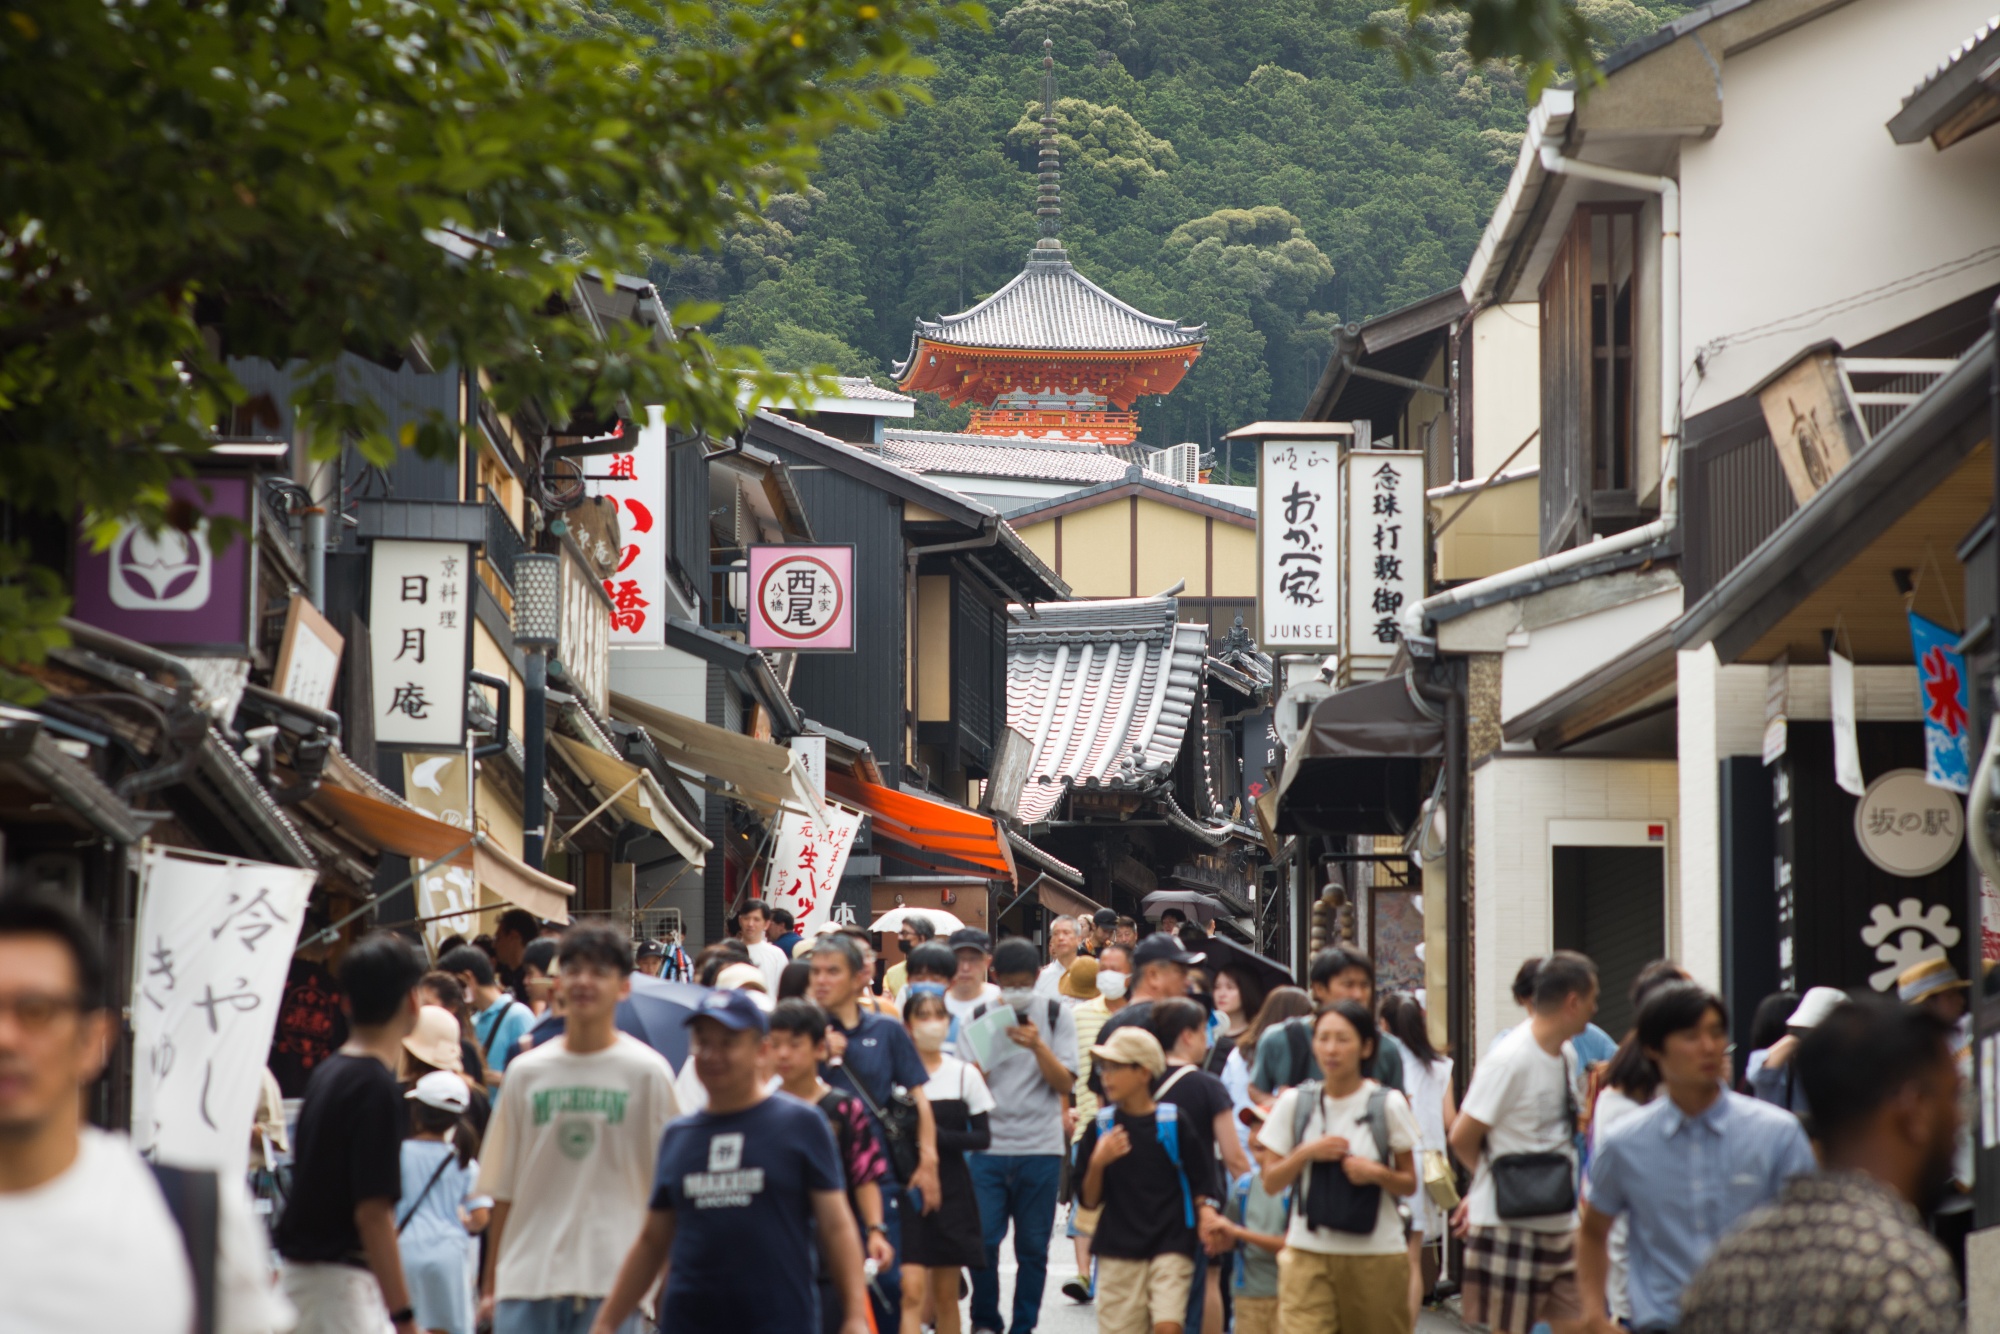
[{"x1": 894, "y1": 246, "x2": 1205, "y2": 376}]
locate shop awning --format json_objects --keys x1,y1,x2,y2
[
  {"x1": 308, "y1": 784, "x2": 574, "y2": 922},
  {"x1": 827, "y1": 772, "x2": 1016, "y2": 880},
  {"x1": 611, "y1": 692, "x2": 825, "y2": 827},
  {"x1": 1275, "y1": 676, "x2": 1442, "y2": 837},
  {"x1": 550, "y1": 735, "x2": 710, "y2": 865}
]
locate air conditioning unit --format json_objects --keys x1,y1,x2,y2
[{"x1": 1149, "y1": 443, "x2": 1201, "y2": 485}]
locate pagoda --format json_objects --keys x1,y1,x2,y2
[{"x1": 893, "y1": 44, "x2": 1206, "y2": 446}]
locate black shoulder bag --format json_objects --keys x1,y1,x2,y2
[
  {"x1": 1490, "y1": 1049, "x2": 1578, "y2": 1220},
  {"x1": 837, "y1": 1059, "x2": 922, "y2": 1183},
  {"x1": 149, "y1": 1163, "x2": 218, "y2": 1334}
]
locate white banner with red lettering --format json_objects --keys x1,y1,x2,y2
[
  {"x1": 590, "y1": 406, "x2": 667, "y2": 644},
  {"x1": 131, "y1": 847, "x2": 318, "y2": 1174},
  {"x1": 764, "y1": 802, "x2": 863, "y2": 934}
]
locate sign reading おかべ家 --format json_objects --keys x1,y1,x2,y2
[
  {"x1": 368, "y1": 539, "x2": 473, "y2": 747},
  {"x1": 1257, "y1": 437, "x2": 1342, "y2": 653},
  {"x1": 747, "y1": 545, "x2": 854, "y2": 652}
]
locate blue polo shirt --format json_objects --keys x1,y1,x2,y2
[
  {"x1": 1585, "y1": 1089, "x2": 1816, "y2": 1330},
  {"x1": 472, "y1": 995, "x2": 534, "y2": 1074},
  {"x1": 823, "y1": 1008, "x2": 928, "y2": 1180}
]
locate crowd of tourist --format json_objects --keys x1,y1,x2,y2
[{"x1": 0, "y1": 888, "x2": 1982, "y2": 1334}]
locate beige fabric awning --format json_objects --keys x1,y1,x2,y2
[
  {"x1": 550, "y1": 735, "x2": 710, "y2": 865},
  {"x1": 308, "y1": 784, "x2": 574, "y2": 923},
  {"x1": 611, "y1": 692, "x2": 825, "y2": 827}
]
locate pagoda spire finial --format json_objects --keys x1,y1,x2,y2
[{"x1": 1034, "y1": 40, "x2": 1064, "y2": 257}]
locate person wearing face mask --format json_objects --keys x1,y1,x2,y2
[
  {"x1": 1062, "y1": 943, "x2": 1131, "y2": 1305},
  {"x1": 897, "y1": 987, "x2": 993, "y2": 1334},
  {"x1": 965, "y1": 939, "x2": 1080, "y2": 1334}
]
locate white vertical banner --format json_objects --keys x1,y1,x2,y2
[
  {"x1": 132, "y1": 847, "x2": 318, "y2": 1174},
  {"x1": 1344, "y1": 450, "x2": 1424, "y2": 677},
  {"x1": 369, "y1": 539, "x2": 473, "y2": 746},
  {"x1": 765, "y1": 803, "x2": 864, "y2": 935},
  {"x1": 590, "y1": 406, "x2": 668, "y2": 645},
  {"x1": 1256, "y1": 438, "x2": 1342, "y2": 653},
  {"x1": 1830, "y1": 648, "x2": 1865, "y2": 796},
  {"x1": 788, "y1": 735, "x2": 827, "y2": 797}
]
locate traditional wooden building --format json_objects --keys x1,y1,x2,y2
[{"x1": 892, "y1": 49, "x2": 1205, "y2": 446}]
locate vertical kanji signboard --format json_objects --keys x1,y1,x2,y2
[
  {"x1": 1256, "y1": 438, "x2": 1342, "y2": 654},
  {"x1": 1343, "y1": 450, "x2": 1424, "y2": 678},
  {"x1": 368, "y1": 539, "x2": 474, "y2": 747},
  {"x1": 589, "y1": 407, "x2": 668, "y2": 645}
]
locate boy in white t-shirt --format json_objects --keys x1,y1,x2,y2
[
  {"x1": 1255, "y1": 999, "x2": 1420, "y2": 1334},
  {"x1": 478, "y1": 923, "x2": 678, "y2": 1333},
  {"x1": 1448, "y1": 950, "x2": 1598, "y2": 1334}
]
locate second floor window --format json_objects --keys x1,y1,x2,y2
[{"x1": 1541, "y1": 204, "x2": 1642, "y2": 549}]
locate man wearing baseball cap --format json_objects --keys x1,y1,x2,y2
[
  {"x1": 634, "y1": 939, "x2": 668, "y2": 978},
  {"x1": 1084, "y1": 932, "x2": 1205, "y2": 1100},
  {"x1": 945, "y1": 928, "x2": 1003, "y2": 1039},
  {"x1": 591, "y1": 989, "x2": 871, "y2": 1334},
  {"x1": 1075, "y1": 1026, "x2": 1222, "y2": 1334}
]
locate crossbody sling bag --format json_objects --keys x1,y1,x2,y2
[
  {"x1": 1288, "y1": 1079, "x2": 1392, "y2": 1235},
  {"x1": 1490, "y1": 1048, "x2": 1578, "y2": 1220},
  {"x1": 397, "y1": 1150, "x2": 457, "y2": 1233},
  {"x1": 835, "y1": 1051, "x2": 922, "y2": 1183}
]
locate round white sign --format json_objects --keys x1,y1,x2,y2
[{"x1": 1852, "y1": 768, "x2": 1963, "y2": 877}]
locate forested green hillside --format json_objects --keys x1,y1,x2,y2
[{"x1": 659, "y1": 0, "x2": 1682, "y2": 454}]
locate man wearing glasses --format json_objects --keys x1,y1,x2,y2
[{"x1": 0, "y1": 893, "x2": 288, "y2": 1333}]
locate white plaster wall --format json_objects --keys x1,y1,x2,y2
[
  {"x1": 1679, "y1": 0, "x2": 2000, "y2": 415},
  {"x1": 1674, "y1": 647, "x2": 1769, "y2": 990},
  {"x1": 610, "y1": 645, "x2": 710, "y2": 806},
  {"x1": 1498, "y1": 586, "x2": 1684, "y2": 723},
  {"x1": 1470, "y1": 303, "x2": 1541, "y2": 476},
  {"x1": 1474, "y1": 756, "x2": 1680, "y2": 1054}
]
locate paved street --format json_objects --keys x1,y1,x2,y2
[{"x1": 959, "y1": 1221, "x2": 1469, "y2": 1333}]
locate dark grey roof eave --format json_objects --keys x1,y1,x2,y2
[
  {"x1": 1429, "y1": 538, "x2": 1678, "y2": 625},
  {"x1": 1887, "y1": 18, "x2": 2000, "y2": 145},
  {"x1": 660, "y1": 617, "x2": 805, "y2": 735},
  {"x1": 1672, "y1": 331, "x2": 1996, "y2": 661}
]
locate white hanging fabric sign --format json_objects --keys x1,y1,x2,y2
[
  {"x1": 1830, "y1": 648, "x2": 1865, "y2": 796},
  {"x1": 764, "y1": 802, "x2": 863, "y2": 935},
  {"x1": 131, "y1": 846, "x2": 318, "y2": 1175}
]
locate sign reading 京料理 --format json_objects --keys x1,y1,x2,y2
[
  {"x1": 764, "y1": 802, "x2": 864, "y2": 935},
  {"x1": 131, "y1": 846, "x2": 318, "y2": 1175},
  {"x1": 1343, "y1": 450, "x2": 1424, "y2": 677},
  {"x1": 588, "y1": 406, "x2": 667, "y2": 645},
  {"x1": 1257, "y1": 438, "x2": 1342, "y2": 653},
  {"x1": 369, "y1": 539, "x2": 472, "y2": 747},
  {"x1": 747, "y1": 545, "x2": 855, "y2": 652},
  {"x1": 1909, "y1": 612, "x2": 1971, "y2": 793}
]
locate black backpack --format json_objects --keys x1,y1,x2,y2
[{"x1": 149, "y1": 1162, "x2": 218, "y2": 1334}]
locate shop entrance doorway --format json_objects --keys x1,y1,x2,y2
[{"x1": 1552, "y1": 838, "x2": 1666, "y2": 1040}]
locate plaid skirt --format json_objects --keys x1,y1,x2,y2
[{"x1": 1461, "y1": 1225, "x2": 1581, "y2": 1334}]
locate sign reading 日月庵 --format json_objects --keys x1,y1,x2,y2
[
  {"x1": 368, "y1": 539, "x2": 473, "y2": 747},
  {"x1": 746, "y1": 544, "x2": 855, "y2": 652}
]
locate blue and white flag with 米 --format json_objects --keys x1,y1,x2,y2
[{"x1": 1909, "y1": 612, "x2": 1971, "y2": 793}]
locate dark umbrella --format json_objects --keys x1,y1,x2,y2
[
  {"x1": 518, "y1": 973, "x2": 714, "y2": 1072},
  {"x1": 1195, "y1": 933, "x2": 1295, "y2": 993}
]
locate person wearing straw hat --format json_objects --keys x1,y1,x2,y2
[{"x1": 1899, "y1": 958, "x2": 1974, "y2": 1273}]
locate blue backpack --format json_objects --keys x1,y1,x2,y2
[{"x1": 1095, "y1": 1101, "x2": 1194, "y2": 1228}]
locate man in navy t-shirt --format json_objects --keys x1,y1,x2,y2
[{"x1": 588, "y1": 990, "x2": 869, "y2": 1334}]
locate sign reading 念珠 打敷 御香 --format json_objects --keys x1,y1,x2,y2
[{"x1": 1256, "y1": 437, "x2": 1342, "y2": 654}]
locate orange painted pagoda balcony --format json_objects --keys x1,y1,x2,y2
[{"x1": 968, "y1": 407, "x2": 1141, "y2": 445}]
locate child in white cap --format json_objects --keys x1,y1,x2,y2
[{"x1": 399, "y1": 1070, "x2": 492, "y2": 1334}]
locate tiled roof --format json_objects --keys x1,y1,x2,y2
[
  {"x1": 908, "y1": 252, "x2": 1206, "y2": 355},
  {"x1": 1007, "y1": 596, "x2": 1208, "y2": 824},
  {"x1": 874, "y1": 433, "x2": 1179, "y2": 487},
  {"x1": 829, "y1": 376, "x2": 914, "y2": 403}
]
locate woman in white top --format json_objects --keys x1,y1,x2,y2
[
  {"x1": 1256, "y1": 999, "x2": 1421, "y2": 1334},
  {"x1": 897, "y1": 986, "x2": 994, "y2": 1334},
  {"x1": 1380, "y1": 992, "x2": 1455, "y2": 1324}
]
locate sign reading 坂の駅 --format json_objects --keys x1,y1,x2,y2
[
  {"x1": 747, "y1": 545, "x2": 855, "y2": 652},
  {"x1": 1256, "y1": 437, "x2": 1342, "y2": 653}
]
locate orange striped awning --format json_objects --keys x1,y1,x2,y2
[{"x1": 826, "y1": 773, "x2": 1016, "y2": 882}]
